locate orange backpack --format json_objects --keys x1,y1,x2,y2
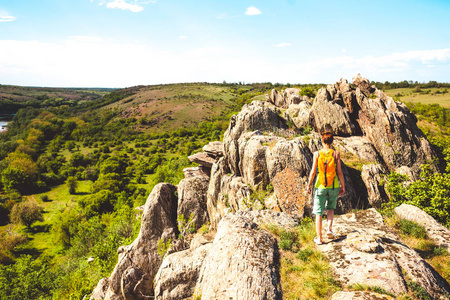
[{"x1": 317, "y1": 149, "x2": 336, "y2": 188}]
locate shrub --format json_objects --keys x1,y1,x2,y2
[
  {"x1": 398, "y1": 219, "x2": 427, "y2": 239},
  {"x1": 10, "y1": 200, "x2": 43, "y2": 229}
]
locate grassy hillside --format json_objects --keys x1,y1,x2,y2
[{"x1": 385, "y1": 87, "x2": 450, "y2": 108}]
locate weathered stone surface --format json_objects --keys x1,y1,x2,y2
[
  {"x1": 361, "y1": 164, "x2": 388, "y2": 208},
  {"x1": 334, "y1": 136, "x2": 381, "y2": 163},
  {"x1": 331, "y1": 291, "x2": 394, "y2": 300},
  {"x1": 182, "y1": 166, "x2": 210, "y2": 178},
  {"x1": 202, "y1": 141, "x2": 223, "y2": 158},
  {"x1": 90, "y1": 278, "x2": 109, "y2": 300},
  {"x1": 266, "y1": 88, "x2": 303, "y2": 108},
  {"x1": 236, "y1": 210, "x2": 299, "y2": 229},
  {"x1": 265, "y1": 138, "x2": 313, "y2": 218},
  {"x1": 154, "y1": 243, "x2": 212, "y2": 300},
  {"x1": 318, "y1": 209, "x2": 450, "y2": 299},
  {"x1": 190, "y1": 233, "x2": 214, "y2": 250},
  {"x1": 195, "y1": 213, "x2": 282, "y2": 300},
  {"x1": 238, "y1": 131, "x2": 279, "y2": 189},
  {"x1": 285, "y1": 101, "x2": 312, "y2": 130},
  {"x1": 188, "y1": 152, "x2": 215, "y2": 168},
  {"x1": 223, "y1": 101, "x2": 287, "y2": 175},
  {"x1": 311, "y1": 87, "x2": 356, "y2": 136},
  {"x1": 101, "y1": 183, "x2": 178, "y2": 300},
  {"x1": 352, "y1": 74, "x2": 437, "y2": 176},
  {"x1": 178, "y1": 174, "x2": 209, "y2": 231},
  {"x1": 207, "y1": 158, "x2": 252, "y2": 229},
  {"x1": 394, "y1": 204, "x2": 450, "y2": 252}
]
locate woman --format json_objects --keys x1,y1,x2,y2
[{"x1": 306, "y1": 129, "x2": 345, "y2": 245}]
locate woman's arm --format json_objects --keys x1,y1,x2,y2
[
  {"x1": 335, "y1": 151, "x2": 346, "y2": 195},
  {"x1": 306, "y1": 151, "x2": 319, "y2": 194}
]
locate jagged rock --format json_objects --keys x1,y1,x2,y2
[
  {"x1": 265, "y1": 138, "x2": 313, "y2": 218},
  {"x1": 318, "y1": 209, "x2": 450, "y2": 299},
  {"x1": 352, "y1": 73, "x2": 376, "y2": 95},
  {"x1": 285, "y1": 101, "x2": 312, "y2": 129},
  {"x1": 202, "y1": 141, "x2": 224, "y2": 158},
  {"x1": 178, "y1": 174, "x2": 209, "y2": 231},
  {"x1": 153, "y1": 243, "x2": 212, "y2": 300},
  {"x1": 266, "y1": 88, "x2": 304, "y2": 108},
  {"x1": 100, "y1": 183, "x2": 178, "y2": 300},
  {"x1": 331, "y1": 291, "x2": 394, "y2": 300},
  {"x1": 90, "y1": 278, "x2": 109, "y2": 300},
  {"x1": 223, "y1": 101, "x2": 287, "y2": 175},
  {"x1": 352, "y1": 74, "x2": 437, "y2": 176},
  {"x1": 235, "y1": 210, "x2": 298, "y2": 229},
  {"x1": 182, "y1": 166, "x2": 210, "y2": 178},
  {"x1": 334, "y1": 136, "x2": 381, "y2": 163},
  {"x1": 394, "y1": 204, "x2": 450, "y2": 252},
  {"x1": 188, "y1": 152, "x2": 215, "y2": 168},
  {"x1": 311, "y1": 87, "x2": 356, "y2": 136},
  {"x1": 190, "y1": 233, "x2": 214, "y2": 250},
  {"x1": 195, "y1": 213, "x2": 282, "y2": 300},
  {"x1": 207, "y1": 158, "x2": 252, "y2": 229},
  {"x1": 361, "y1": 164, "x2": 388, "y2": 208},
  {"x1": 238, "y1": 131, "x2": 279, "y2": 189}
]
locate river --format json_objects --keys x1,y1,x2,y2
[{"x1": 0, "y1": 113, "x2": 14, "y2": 132}]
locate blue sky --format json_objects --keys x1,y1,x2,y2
[{"x1": 0, "y1": 0, "x2": 449, "y2": 87}]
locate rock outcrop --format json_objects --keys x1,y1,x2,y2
[
  {"x1": 394, "y1": 204, "x2": 450, "y2": 252},
  {"x1": 318, "y1": 208, "x2": 450, "y2": 299},
  {"x1": 195, "y1": 213, "x2": 282, "y2": 300},
  {"x1": 92, "y1": 75, "x2": 448, "y2": 300},
  {"x1": 101, "y1": 183, "x2": 179, "y2": 300}
]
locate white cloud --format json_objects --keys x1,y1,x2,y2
[
  {"x1": 93, "y1": 0, "x2": 147, "y2": 12},
  {"x1": 0, "y1": 38, "x2": 448, "y2": 87},
  {"x1": 341, "y1": 48, "x2": 347, "y2": 53},
  {"x1": 179, "y1": 35, "x2": 188, "y2": 40},
  {"x1": 272, "y1": 43, "x2": 291, "y2": 48},
  {"x1": 0, "y1": 11, "x2": 15, "y2": 22},
  {"x1": 245, "y1": 6, "x2": 262, "y2": 16}
]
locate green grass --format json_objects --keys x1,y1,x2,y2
[
  {"x1": 385, "y1": 87, "x2": 450, "y2": 108},
  {"x1": 263, "y1": 221, "x2": 341, "y2": 299}
]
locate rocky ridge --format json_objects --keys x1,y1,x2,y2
[{"x1": 91, "y1": 75, "x2": 448, "y2": 300}]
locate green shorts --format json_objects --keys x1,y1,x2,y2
[{"x1": 313, "y1": 188, "x2": 339, "y2": 215}]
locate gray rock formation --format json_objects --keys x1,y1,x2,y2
[
  {"x1": 195, "y1": 213, "x2": 282, "y2": 300},
  {"x1": 394, "y1": 204, "x2": 450, "y2": 252},
  {"x1": 102, "y1": 183, "x2": 178, "y2": 300},
  {"x1": 318, "y1": 208, "x2": 450, "y2": 299},
  {"x1": 236, "y1": 210, "x2": 299, "y2": 229},
  {"x1": 188, "y1": 152, "x2": 215, "y2": 168},
  {"x1": 177, "y1": 174, "x2": 209, "y2": 231},
  {"x1": 361, "y1": 164, "x2": 387, "y2": 208},
  {"x1": 202, "y1": 141, "x2": 224, "y2": 158},
  {"x1": 153, "y1": 243, "x2": 212, "y2": 300},
  {"x1": 223, "y1": 101, "x2": 287, "y2": 175},
  {"x1": 90, "y1": 278, "x2": 109, "y2": 300},
  {"x1": 266, "y1": 88, "x2": 304, "y2": 108},
  {"x1": 285, "y1": 101, "x2": 312, "y2": 130}
]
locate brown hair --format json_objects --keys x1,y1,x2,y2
[{"x1": 322, "y1": 131, "x2": 333, "y2": 145}]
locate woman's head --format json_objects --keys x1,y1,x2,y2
[{"x1": 321, "y1": 125, "x2": 333, "y2": 145}]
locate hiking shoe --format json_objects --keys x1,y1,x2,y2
[
  {"x1": 313, "y1": 237, "x2": 322, "y2": 245},
  {"x1": 327, "y1": 231, "x2": 335, "y2": 239}
]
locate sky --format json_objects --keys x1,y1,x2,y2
[{"x1": 0, "y1": 0, "x2": 449, "y2": 88}]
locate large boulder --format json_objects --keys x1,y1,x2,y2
[
  {"x1": 318, "y1": 209, "x2": 450, "y2": 299},
  {"x1": 100, "y1": 183, "x2": 179, "y2": 300},
  {"x1": 153, "y1": 243, "x2": 212, "y2": 300},
  {"x1": 223, "y1": 101, "x2": 287, "y2": 175},
  {"x1": 394, "y1": 204, "x2": 450, "y2": 252},
  {"x1": 266, "y1": 88, "x2": 303, "y2": 108},
  {"x1": 194, "y1": 213, "x2": 283, "y2": 300},
  {"x1": 207, "y1": 158, "x2": 252, "y2": 229},
  {"x1": 361, "y1": 164, "x2": 388, "y2": 208},
  {"x1": 177, "y1": 174, "x2": 209, "y2": 231},
  {"x1": 284, "y1": 101, "x2": 312, "y2": 130},
  {"x1": 310, "y1": 87, "x2": 356, "y2": 136}
]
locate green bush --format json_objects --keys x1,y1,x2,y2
[{"x1": 398, "y1": 219, "x2": 427, "y2": 239}]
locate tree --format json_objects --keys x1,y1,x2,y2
[
  {"x1": 66, "y1": 176, "x2": 78, "y2": 194},
  {"x1": 10, "y1": 200, "x2": 43, "y2": 229}
]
